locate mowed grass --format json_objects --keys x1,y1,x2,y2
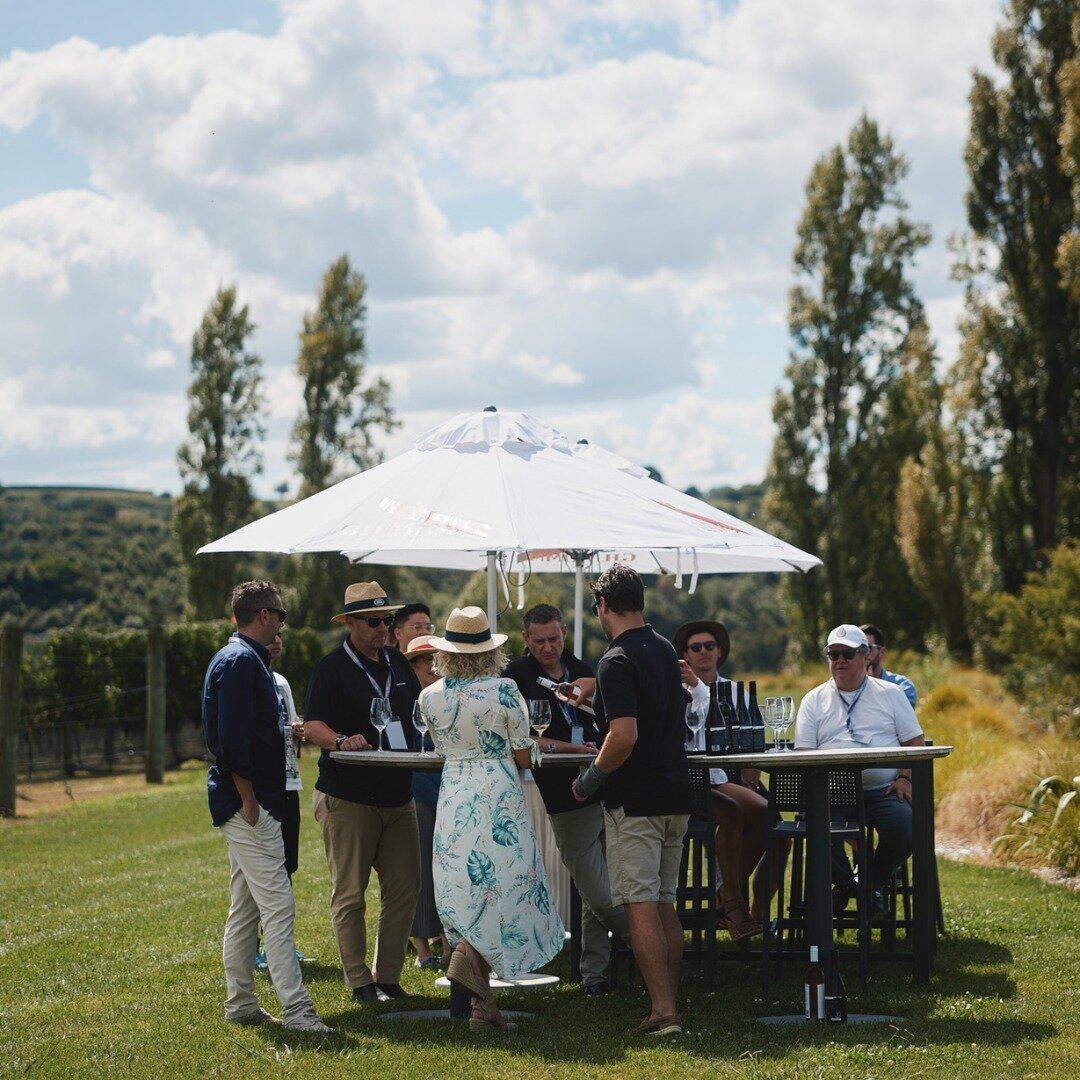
[{"x1": 3, "y1": 759, "x2": 1080, "y2": 1079}]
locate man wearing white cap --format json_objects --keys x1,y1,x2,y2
[{"x1": 794, "y1": 624, "x2": 924, "y2": 913}]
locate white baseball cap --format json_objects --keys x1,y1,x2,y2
[{"x1": 826, "y1": 624, "x2": 868, "y2": 650}]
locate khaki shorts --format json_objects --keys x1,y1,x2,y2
[{"x1": 604, "y1": 807, "x2": 689, "y2": 906}]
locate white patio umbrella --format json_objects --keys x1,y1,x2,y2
[{"x1": 198, "y1": 407, "x2": 819, "y2": 650}]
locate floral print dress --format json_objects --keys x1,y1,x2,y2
[{"x1": 419, "y1": 676, "x2": 565, "y2": 978}]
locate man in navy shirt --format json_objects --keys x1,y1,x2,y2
[{"x1": 202, "y1": 580, "x2": 329, "y2": 1033}]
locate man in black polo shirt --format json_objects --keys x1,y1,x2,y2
[
  {"x1": 504, "y1": 603, "x2": 630, "y2": 996},
  {"x1": 303, "y1": 582, "x2": 421, "y2": 1004},
  {"x1": 572, "y1": 565, "x2": 690, "y2": 1037}
]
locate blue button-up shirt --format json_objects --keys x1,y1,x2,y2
[{"x1": 880, "y1": 667, "x2": 917, "y2": 709}]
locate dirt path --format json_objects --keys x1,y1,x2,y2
[{"x1": 2, "y1": 773, "x2": 174, "y2": 820}]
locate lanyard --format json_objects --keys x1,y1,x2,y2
[
  {"x1": 343, "y1": 640, "x2": 393, "y2": 700},
  {"x1": 836, "y1": 680, "x2": 867, "y2": 732}
]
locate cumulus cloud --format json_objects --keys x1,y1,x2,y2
[{"x1": 0, "y1": 0, "x2": 1000, "y2": 495}]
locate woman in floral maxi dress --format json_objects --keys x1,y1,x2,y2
[{"x1": 420, "y1": 607, "x2": 564, "y2": 1033}]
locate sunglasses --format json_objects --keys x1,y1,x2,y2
[
  {"x1": 362, "y1": 615, "x2": 396, "y2": 628},
  {"x1": 264, "y1": 607, "x2": 287, "y2": 624},
  {"x1": 826, "y1": 647, "x2": 861, "y2": 661},
  {"x1": 687, "y1": 641, "x2": 718, "y2": 653}
]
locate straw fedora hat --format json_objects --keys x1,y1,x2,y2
[
  {"x1": 402, "y1": 634, "x2": 438, "y2": 661},
  {"x1": 428, "y1": 606, "x2": 508, "y2": 654},
  {"x1": 672, "y1": 619, "x2": 731, "y2": 667},
  {"x1": 331, "y1": 581, "x2": 404, "y2": 624}
]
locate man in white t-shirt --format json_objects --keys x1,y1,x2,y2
[{"x1": 794, "y1": 624, "x2": 924, "y2": 912}]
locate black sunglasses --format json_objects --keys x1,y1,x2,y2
[
  {"x1": 826, "y1": 647, "x2": 861, "y2": 661},
  {"x1": 687, "y1": 641, "x2": 718, "y2": 653},
  {"x1": 263, "y1": 607, "x2": 287, "y2": 624},
  {"x1": 359, "y1": 614, "x2": 395, "y2": 628}
]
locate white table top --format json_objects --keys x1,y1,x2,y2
[
  {"x1": 694, "y1": 745, "x2": 953, "y2": 770},
  {"x1": 329, "y1": 750, "x2": 599, "y2": 769}
]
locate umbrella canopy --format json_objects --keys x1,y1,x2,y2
[{"x1": 200, "y1": 407, "x2": 820, "y2": 641}]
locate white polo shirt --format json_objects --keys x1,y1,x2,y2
[{"x1": 794, "y1": 675, "x2": 922, "y2": 789}]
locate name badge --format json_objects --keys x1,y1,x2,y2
[
  {"x1": 849, "y1": 727, "x2": 873, "y2": 746},
  {"x1": 570, "y1": 724, "x2": 583, "y2": 746},
  {"x1": 384, "y1": 719, "x2": 408, "y2": 750}
]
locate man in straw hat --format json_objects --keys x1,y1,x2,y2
[
  {"x1": 572, "y1": 564, "x2": 691, "y2": 1037},
  {"x1": 302, "y1": 582, "x2": 422, "y2": 1003},
  {"x1": 201, "y1": 580, "x2": 330, "y2": 1032}
]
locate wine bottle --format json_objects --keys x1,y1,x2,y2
[
  {"x1": 748, "y1": 680, "x2": 766, "y2": 752},
  {"x1": 717, "y1": 680, "x2": 736, "y2": 752},
  {"x1": 804, "y1": 944, "x2": 825, "y2": 1021},
  {"x1": 734, "y1": 680, "x2": 750, "y2": 752},
  {"x1": 825, "y1": 958, "x2": 847, "y2": 1023}
]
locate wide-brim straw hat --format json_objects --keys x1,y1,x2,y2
[
  {"x1": 427, "y1": 606, "x2": 508, "y2": 654},
  {"x1": 403, "y1": 634, "x2": 438, "y2": 661},
  {"x1": 331, "y1": 581, "x2": 404, "y2": 624},
  {"x1": 672, "y1": 619, "x2": 731, "y2": 667}
]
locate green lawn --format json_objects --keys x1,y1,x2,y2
[{"x1": 3, "y1": 762, "x2": 1078, "y2": 1079}]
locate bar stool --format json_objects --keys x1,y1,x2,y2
[{"x1": 674, "y1": 764, "x2": 720, "y2": 991}]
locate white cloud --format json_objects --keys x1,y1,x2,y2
[{"x1": 0, "y1": 0, "x2": 1002, "y2": 495}]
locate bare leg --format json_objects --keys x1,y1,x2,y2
[
  {"x1": 626, "y1": 901, "x2": 679, "y2": 1019},
  {"x1": 412, "y1": 936, "x2": 433, "y2": 962}
]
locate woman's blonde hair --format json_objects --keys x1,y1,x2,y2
[{"x1": 432, "y1": 647, "x2": 508, "y2": 681}]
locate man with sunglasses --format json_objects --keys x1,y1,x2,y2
[
  {"x1": 201, "y1": 580, "x2": 330, "y2": 1032},
  {"x1": 303, "y1": 582, "x2": 422, "y2": 1004},
  {"x1": 794, "y1": 624, "x2": 924, "y2": 913}
]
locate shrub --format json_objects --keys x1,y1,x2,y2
[{"x1": 994, "y1": 765, "x2": 1080, "y2": 878}]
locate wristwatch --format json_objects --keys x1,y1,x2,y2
[
  {"x1": 335, "y1": 734, "x2": 347, "y2": 750},
  {"x1": 547, "y1": 742, "x2": 556, "y2": 754}
]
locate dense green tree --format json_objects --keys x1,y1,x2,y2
[
  {"x1": 953, "y1": 0, "x2": 1080, "y2": 593},
  {"x1": 1058, "y1": 11, "x2": 1080, "y2": 292},
  {"x1": 287, "y1": 256, "x2": 398, "y2": 626},
  {"x1": 765, "y1": 115, "x2": 932, "y2": 660},
  {"x1": 173, "y1": 286, "x2": 265, "y2": 619}
]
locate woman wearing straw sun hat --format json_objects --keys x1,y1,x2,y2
[{"x1": 418, "y1": 607, "x2": 565, "y2": 1034}]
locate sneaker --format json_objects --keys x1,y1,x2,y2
[
  {"x1": 284, "y1": 1008, "x2": 333, "y2": 1034},
  {"x1": 228, "y1": 1007, "x2": 279, "y2": 1026},
  {"x1": 295, "y1": 949, "x2": 308, "y2": 962},
  {"x1": 414, "y1": 955, "x2": 441, "y2": 970},
  {"x1": 254, "y1": 950, "x2": 268, "y2": 971},
  {"x1": 584, "y1": 979, "x2": 610, "y2": 997}
]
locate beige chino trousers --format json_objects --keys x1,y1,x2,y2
[{"x1": 312, "y1": 791, "x2": 421, "y2": 989}]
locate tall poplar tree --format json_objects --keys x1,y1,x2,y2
[
  {"x1": 953, "y1": 0, "x2": 1080, "y2": 592},
  {"x1": 766, "y1": 116, "x2": 931, "y2": 659},
  {"x1": 287, "y1": 256, "x2": 397, "y2": 625},
  {"x1": 173, "y1": 286, "x2": 264, "y2": 618}
]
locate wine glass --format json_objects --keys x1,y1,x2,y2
[
  {"x1": 412, "y1": 701, "x2": 429, "y2": 755},
  {"x1": 685, "y1": 702, "x2": 704, "y2": 752},
  {"x1": 765, "y1": 698, "x2": 787, "y2": 752},
  {"x1": 370, "y1": 697, "x2": 391, "y2": 752},
  {"x1": 779, "y1": 695, "x2": 795, "y2": 750},
  {"x1": 529, "y1": 699, "x2": 551, "y2": 761}
]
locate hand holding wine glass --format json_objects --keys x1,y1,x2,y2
[{"x1": 528, "y1": 699, "x2": 551, "y2": 761}]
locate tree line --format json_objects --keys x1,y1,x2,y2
[{"x1": 765, "y1": 0, "x2": 1079, "y2": 702}]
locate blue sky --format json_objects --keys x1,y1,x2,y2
[{"x1": 0, "y1": 1, "x2": 999, "y2": 497}]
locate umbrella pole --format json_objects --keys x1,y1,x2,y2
[
  {"x1": 487, "y1": 551, "x2": 498, "y2": 633},
  {"x1": 573, "y1": 556, "x2": 584, "y2": 659}
]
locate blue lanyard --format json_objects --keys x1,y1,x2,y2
[{"x1": 836, "y1": 680, "x2": 867, "y2": 733}]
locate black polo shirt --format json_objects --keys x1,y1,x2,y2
[
  {"x1": 306, "y1": 640, "x2": 420, "y2": 807},
  {"x1": 595, "y1": 624, "x2": 691, "y2": 817},
  {"x1": 504, "y1": 649, "x2": 599, "y2": 815}
]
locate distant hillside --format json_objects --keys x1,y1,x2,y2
[
  {"x1": 0, "y1": 486, "x2": 188, "y2": 632},
  {"x1": 1, "y1": 481, "x2": 791, "y2": 669}
]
